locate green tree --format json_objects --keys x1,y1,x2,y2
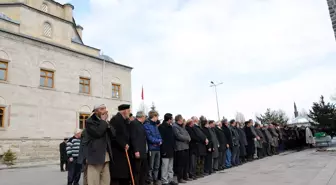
[
  {"x1": 256, "y1": 108, "x2": 289, "y2": 126},
  {"x1": 308, "y1": 95, "x2": 336, "y2": 131}
]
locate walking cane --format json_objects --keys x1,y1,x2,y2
[{"x1": 125, "y1": 149, "x2": 135, "y2": 185}]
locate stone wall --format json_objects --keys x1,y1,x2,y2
[{"x1": 0, "y1": 138, "x2": 61, "y2": 163}]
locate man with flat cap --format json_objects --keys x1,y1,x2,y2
[
  {"x1": 85, "y1": 104, "x2": 113, "y2": 185},
  {"x1": 109, "y1": 104, "x2": 132, "y2": 185}
]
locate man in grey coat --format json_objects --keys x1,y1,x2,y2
[{"x1": 172, "y1": 114, "x2": 191, "y2": 183}]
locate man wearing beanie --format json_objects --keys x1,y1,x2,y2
[{"x1": 110, "y1": 104, "x2": 132, "y2": 185}]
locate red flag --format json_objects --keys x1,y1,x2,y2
[{"x1": 141, "y1": 86, "x2": 144, "y2": 100}]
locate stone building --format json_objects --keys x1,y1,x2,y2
[
  {"x1": 327, "y1": 0, "x2": 336, "y2": 39},
  {"x1": 0, "y1": 0, "x2": 132, "y2": 163}
]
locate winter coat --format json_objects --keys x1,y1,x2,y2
[
  {"x1": 269, "y1": 127, "x2": 279, "y2": 147},
  {"x1": 262, "y1": 128, "x2": 273, "y2": 145},
  {"x1": 245, "y1": 126, "x2": 256, "y2": 156},
  {"x1": 129, "y1": 119, "x2": 148, "y2": 159},
  {"x1": 215, "y1": 127, "x2": 228, "y2": 152},
  {"x1": 193, "y1": 124, "x2": 207, "y2": 156},
  {"x1": 144, "y1": 120, "x2": 162, "y2": 151},
  {"x1": 210, "y1": 128, "x2": 219, "y2": 158},
  {"x1": 186, "y1": 125, "x2": 201, "y2": 155},
  {"x1": 85, "y1": 114, "x2": 112, "y2": 165},
  {"x1": 77, "y1": 129, "x2": 88, "y2": 164},
  {"x1": 237, "y1": 128, "x2": 247, "y2": 156},
  {"x1": 158, "y1": 121, "x2": 175, "y2": 158},
  {"x1": 255, "y1": 128, "x2": 265, "y2": 148},
  {"x1": 202, "y1": 127, "x2": 214, "y2": 153},
  {"x1": 59, "y1": 142, "x2": 67, "y2": 161},
  {"x1": 222, "y1": 124, "x2": 233, "y2": 148},
  {"x1": 230, "y1": 126, "x2": 240, "y2": 147},
  {"x1": 109, "y1": 113, "x2": 131, "y2": 179},
  {"x1": 172, "y1": 123, "x2": 191, "y2": 151}
]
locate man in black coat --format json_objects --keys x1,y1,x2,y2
[
  {"x1": 221, "y1": 119, "x2": 232, "y2": 168},
  {"x1": 191, "y1": 116, "x2": 208, "y2": 178},
  {"x1": 158, "y1": 113, "x2": 177, "y2": 185},
  {"x1": 214, "y1": 121, "x2": 228, "y2": 171},
  {"x1": 244, "y1": 121, "x2": 256, "y2": 161},
  {"x1": 129, "y1": 111, "x2": 148, "y2": 185},
  {"x1": 59, "y1": 138, "x2": 68, "y2": 172},
  {"x1": 109, "y1": 104, "x2": 132, "y2": 185},
  {"x1": 186, "y1": 118, "x2": 201, "y2": 179},
  {"x1": 85, "y1": 104, "x2": 113, "y2": 185}
]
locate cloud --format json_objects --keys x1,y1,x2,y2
[{"x1": 74, "y1": 0, "x2": 336, "y2": 120}]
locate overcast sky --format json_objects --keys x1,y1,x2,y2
[{"x1": 58, "y1": 0, "x2": 336, "y2": 121}]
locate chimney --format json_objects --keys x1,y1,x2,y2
[
  {"x1": 76, "y1": 25, "x2": 83, "y2": 39},
  {"x1": 63, "y1": 3, "x2": 74, "y2": 22}
]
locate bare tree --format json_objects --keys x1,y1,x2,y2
[{"x1": 235, "y1": 112, "x2": 246, "y2": 124}]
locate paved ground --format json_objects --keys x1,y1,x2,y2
[{"x1": 1, "y1": 149, "x2": 336, "y2": 185}]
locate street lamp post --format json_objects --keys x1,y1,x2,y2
[{"x1": 210, "y1": 81, "x2": 223, "y2": 121}]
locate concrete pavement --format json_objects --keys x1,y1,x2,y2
[{"x1": 1, "y1": 149, "x2": 336, "y2": 185}]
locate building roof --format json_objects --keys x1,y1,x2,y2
[{"x1": 288, "y1": 116, "x2": 316, "y2": 125}]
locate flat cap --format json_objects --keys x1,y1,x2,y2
[{"x1": 118, "y1": 104, "x2": 130, "y2": 111}]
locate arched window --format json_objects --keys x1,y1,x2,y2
[
  {"x1": 43, "y1": 22, "x2": 52, "y2": 37},
  {"x1": 41, "y1": 3, "x2": 48, "y2": 12}
]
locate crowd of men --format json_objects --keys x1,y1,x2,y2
[{"x1": 60, "y1": 104, "x2": 315, "y2": 185}]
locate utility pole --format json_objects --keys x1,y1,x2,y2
[{"x1": 210, "y1": 81, "x2": 223, "y2": 121}]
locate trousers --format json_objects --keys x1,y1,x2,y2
[
  {"x1": 161, "y1": 158, "x2": 174, "y2": 184},
  {"x1": 87, "y1": 162, "x2": 110, "y2": 185},
  {"x1": 133, "y1": 158, "x2": 148, "y2": 185}
]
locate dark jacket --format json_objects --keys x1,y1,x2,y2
[
  {"x1": 186, "y1": 125, "x2": 200, "y2": 155},
  {"x1": 158, "y1": 121, "x2": 175, "y2": 158},
  {"x1": 129, "y1": 119, "x2": 147, "y2": 159},
  {"x1": 231, "y1": 126, "x2": 240, "y2": 147},
  {"x1": 201, "y1": 127, "x2": 214, "y2": 153},
  {"x1": 144, "y1": 120, "x2": 162, "y2": 151},
  {"x1": 210, "y1": 128, "x2": 219, "y2": 158},
  {"x1": 237, "y1": 128, "x2": 247, "y2": 156},
  {"x1": 109, "y1": 113, "x2": 131, "y2": 179},
  {"x1": 77, "y1": 129, "x2": 88, "y2": 164},
  {"x1": 85, "y1": 114, "x2": 112, "y2": 165},
  {"x1": 193, "y1": 124, "x2": 207, "y2": 156},
  {"x1": 59, "y1": 141, "x2": 67, "y2": 160},
  {"x1": 215, "y1": 127, "x2": 228, "y2": 152},
  {"x1": 245, "y1": 126, "x2": 256, "y2": 155},
  {"x1": 222, "y1": 124, "x2": 233, "y2": 148}
]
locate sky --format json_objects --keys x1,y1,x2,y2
[{"x1": 57, "y1": 0, "x2": 336, "y2": 121}]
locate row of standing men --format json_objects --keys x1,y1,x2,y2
[{"x1": 62, "y1": 104, "x2": 313, "y2": 185}]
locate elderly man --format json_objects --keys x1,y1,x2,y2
[
  {"x1": 129, "y1": 111, "x2": 148, "y2": 185},
  {"x1": 85, "y1": 104, "x2": 112, "y2": 185},
  {"x1": 66, "y1": 129, "x2": 82, "y2": 185},
  {"x1": 214, "y1": 121, "x2": 227, "y2": 171},
  {"x1": 191, "y1": 116, "x2": 208, "y2": 178},
  {"x1": 110, "y1": 104, "x2": 132, "y2": 185},
  {"x1": 173, "y1": 114, "x2": 191, "y2": 183}
]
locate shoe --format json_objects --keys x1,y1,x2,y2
[
  {"x1": 170, "y1": 181, "x2": 178, "y2": 185},
  {"x1": 184, "y1": 178, "x2": 192, "y2": 181},
  {"x1": 178, "y1": 179, "x2": 187, "y2": 183},
  {"x1": 192, "y1": 177, "x2": 198, "y2": 180},
  {"x1": 154, "y1": 181, "x2": 160, "y2": 185}
]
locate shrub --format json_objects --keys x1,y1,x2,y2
[{"x1": 2, "y1": 149, "x2": 17, "y2": 166}]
